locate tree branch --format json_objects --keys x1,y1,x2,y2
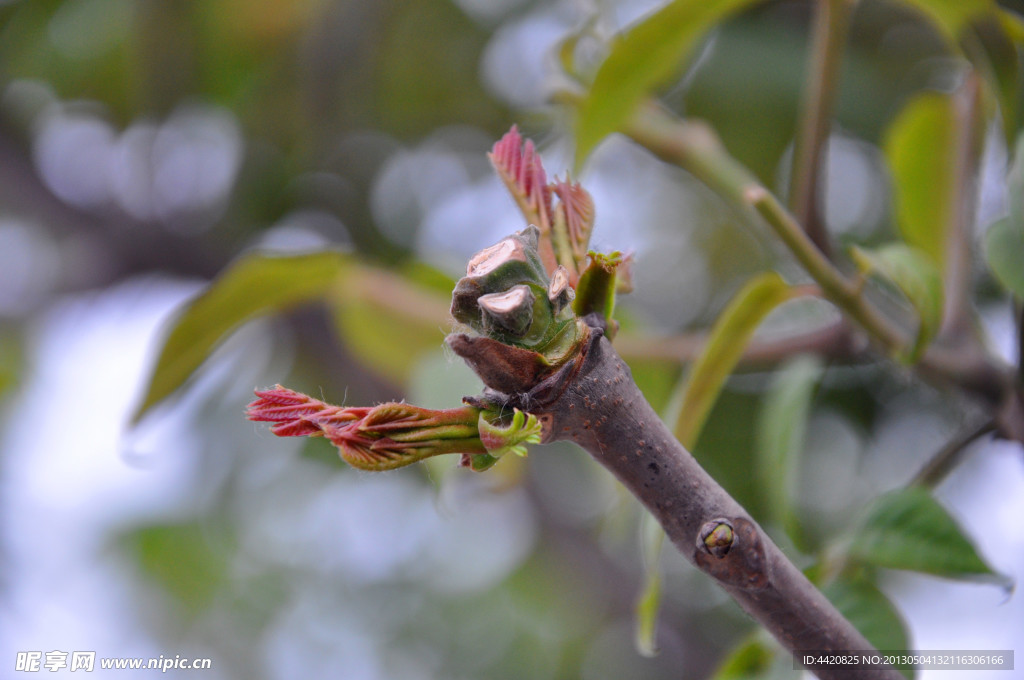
[
  {"x1": 621, "y1": 101, "x2": 1013, "y2": 411},
  {"x1": 614, "y1": 319, "x2": 858, "y2": 368},
  {"x1": 455, "y1": 323, "x2": 902, "y2": 680},
  {"x1": 940, "y1": 73, "x2": 984, "y2": 341},
  {"x1": 909, "y1": 417, "x2": 996, "y2": 489},
  {"x1": 788, "y1": 0, "x2": 853, "y2": 256}
]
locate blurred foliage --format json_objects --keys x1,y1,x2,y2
[
  {"x1": 883, "y1": 91, "x2": 959, "y2": 270},
  {"x1": 849, "y1": 242, "x2": 945, "y2": 364},
  {"x1": 3, "y1": 0, "x2": 1024, "y2": 679}
]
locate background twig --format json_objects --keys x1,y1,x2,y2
[{"x1": 788, "y1": 0, "x2": 854, "y2": 257}]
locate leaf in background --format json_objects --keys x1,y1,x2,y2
[
  {"x1": 985, "y1": 218, "x2": 1024, "y2": 298},
  {"x1": 967, "y1": 11, "x2": 1024, "y2": 142},
  {"x1": 884, "y1": 91, "x2": 958, "y2": 271},
  {"x1": 634, "y1": 511, "x2": 665, "y2": 657},
  {"x1": 330, "y1": 264, "x2": 452, "y2": 386},
  {"x1": 756, "y1": 354, "x2": 824, "y2": 548},
  {"x1": 985, "y1": 130, "x2": 1024, "y2": 298},
  {"x1": 1008, "y1": 128, "x2": 1024, "y2": 223},
  {"x1": 850, "y1": 243, "x2": 944, "y2": 363},
  {"x1": 574, "y1": 0, "x2": 757, "y2": 166},
  {"x1": 849, "y1": 487, "x2": 1011, "y2": 586},
  {"x1": 667, "y1": 271, "x2": 797, "y2": 450},
  {"x1": 893, "y1": 0, "x2": 993, "y2": 44},
  {"x1": 710, "y1": 634, "x2": 782, "y2": 680},
  {"x1": 0, "y1": 330, "x2": 22, "y2": 400},
  {"x1": 133, "y1": 251, "x2": 349, "y2": 423},
  {"x1": 124, "y1": 522, "x2": 230, "y2": 618},
  {"x1": 823, "y1": 578, "x2": 912, "y2": 678}
]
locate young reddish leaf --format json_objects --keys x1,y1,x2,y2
[
  {"x1": 248, "y1": 385, "x2": 487, "y2": 471},
  {"x1": 489, "y1": 126, "x2": 558, "y2": 274},
  {"x1": 249, "y1": 386, "x2": 540, "y2": 471},
  {"x1": 551, "y1": 177, "x2": 596, "y2": 280}
]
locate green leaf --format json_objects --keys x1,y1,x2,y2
[
  {"x1": 711, "y1": 636, "x2": 775, "y2": 680},
  {"x1": 823, "y1": 578, "x2": 912, "y2": 678},
  {"x1": 668, "y1": 272, "x2": 796, "y2": 450},
  {"x1": 634, "y1": 511, "x2": 666, "y2": 657},
  {"x1": 123, "y1": 522, "x2": 231, "y2": 618},
  {"x1": 133, "y1": 251, "x2": 349, "y2": 422},
  {"x1": 850, "y1": 243, "x2": 944, "y2": 363},
  {"x1": 756, "y1": 355, "x2": 824, "y2": 547},
  {"x1": 849, "y1": 487, "x2": 1010, "y2": 585},
  {"x1": 985, "y1": 130, "x2": 1024, "y2": 298},
  {"x1": 966, "y1": 12, "x2": 1024, "y2": 142},
  {"x1": 884, "y1": 91, "x2": 958, "y2": 271},
  {"x1": 985, "y1": 218, "x2": 1024, "y2": 298},
  {"x1": 331, "y1": 264, "x2": 450, "y2": 385},
  {"x1": 574, "y1": 0, "x2": 757, "y2": 167},
  {"x1": 573, "y1": 251, "x2": 625, "y2": 330},
  {"x1": 0, "y1": 330, "x2": 22, "y2": 400},
  {"x1": 1008, "y1": 128, "x2": 1024, "y2": 224},
  {"x1": 893, "y1": 0, "x2": 994, "y2": 43}
]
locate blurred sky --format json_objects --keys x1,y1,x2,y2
[{"x1": 1, "y1": 0, "x2": 1024, "y2": 678}]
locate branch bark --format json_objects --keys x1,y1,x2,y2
[
  {"x1": 788, "y1": 0, "x2": 853, "y2": 256},
  {"x1": 622, "y1": 100, "x2": 1014, "y2": 413},
  {"x1": 451, "y1": 321, "x2": 901, "y2": 680}
]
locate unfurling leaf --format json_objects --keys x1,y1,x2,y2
[
  {"x1": 247, "y1": 385, "x2": 540, "y2": 472},
  {"x1": 477, "y1": 408, "x2": 542, "y2": 459},
  {"x1": 489, "y1": 126, "x2": 557, "y2": 274},
  {"x1": 551, "y1": 177, "x2": 596, "y2": 281},
  {"x1": 248, "y1": 386, "x2": 485, "y2": 471},
  {"x1": 573, "y1": 251, "x2": 629, "y2": 333},
  {"x1": 490, "y1": 126, "x2": 599, "y2": 284}
]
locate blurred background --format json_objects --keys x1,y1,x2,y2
[{"x1": 0, "y1": 0, "x2": 1022, "y2": 678}]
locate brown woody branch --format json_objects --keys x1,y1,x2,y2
[{"x1": 450, "y1": 320, "x2": 902, "y2": 680}]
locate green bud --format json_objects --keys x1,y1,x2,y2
[
  {"x1": 449, "y1": 226, "x2": 583, "y2": 367},
  {"x1": 479, "y1": 284, "x2": 536, "y2": 336},
  {"x1": 478, "y1": 408, "x2": 543, "y2": 458},
  {"x1": 547, "y1": 265, "x2": 574, "y2": 315}
]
